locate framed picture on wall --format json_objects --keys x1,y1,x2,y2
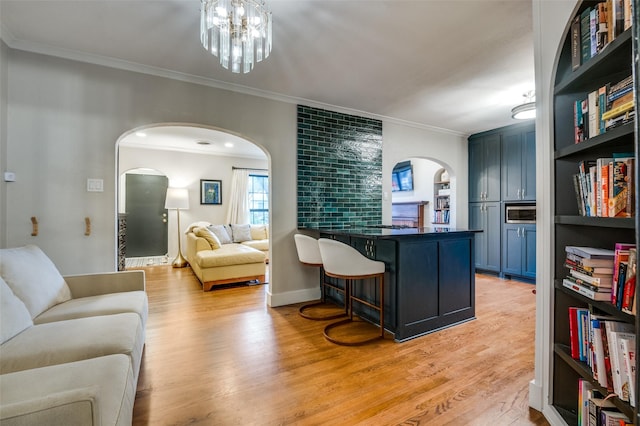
[{"x1": 200, "y1": 179, "x2": 222, "y2": 205}]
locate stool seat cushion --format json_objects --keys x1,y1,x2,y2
[{"x1": 318, "y1": 239, "x2": 385, "y2": 277}]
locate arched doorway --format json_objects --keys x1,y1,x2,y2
[
  {"x1": 390, "y1": 157, "x2": 455, "y2": 228},
  {"x1": 115, "y1": 123, "x2": 270, "y2": 274}
]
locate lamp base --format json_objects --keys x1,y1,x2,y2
[{"x1": 171, "y1": 251, "x2": 188, "y2": 268}]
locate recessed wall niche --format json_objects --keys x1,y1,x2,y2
[{"x1": 297, "y1": 105, "x2": 383, "y2": 228}]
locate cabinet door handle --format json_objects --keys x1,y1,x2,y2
[
  {"x1": 517, "y1": 227, "x2": 520, "y2": 237},
  {"x1": 522, "y1": 188, "x2": 525, "y2": 198},
  {"x1": 517, "y1": 189, "x2": 521, "y2": 200}
]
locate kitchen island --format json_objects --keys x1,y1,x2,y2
[{"x1": 301, "y1": 226, "x2": 478, "y2": 342}]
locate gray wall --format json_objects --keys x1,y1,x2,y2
[{"x1": 2, "y1": 46, "x2": 470, "y2": 307}]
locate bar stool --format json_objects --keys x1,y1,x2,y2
[
  {"x1": 318, "y1": 238, "x2": 386, "y2": 346},
  {"x1": 294, "y1": 234, "x2": 348, "y2": 320}
]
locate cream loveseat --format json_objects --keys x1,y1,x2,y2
[
  {"x1": 185, "y1": 223, "x2": 268, "y2": 291},
  {"x1": 0, "y1": 245, "x2": 148, "y2": 426}
]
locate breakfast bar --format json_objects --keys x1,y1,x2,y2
[{"x1": 301, "y1": 226, "x2": 478, "y2": 342}]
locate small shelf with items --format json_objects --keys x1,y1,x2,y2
[{"x1": 433, "y1": 168, "x2": 450, "y2": 225}]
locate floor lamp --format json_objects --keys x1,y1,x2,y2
[{"x1": 165, "y1": 187, "x2": 189, "y2": 268}]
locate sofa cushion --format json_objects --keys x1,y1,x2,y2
[
  {"x1": 33, "y1": 290, "x2": 149, "y2": 327},
  {"x1": 207, "y1": 224, "x2": 232, "y2": 244},
  {"x1": 0, "y1": 245, "x2": 71, "y2": 319},
  {"x1": 0, "y1": 313, "x2": 144, "y2": 376},
  {"x1": 0, "y1": 277, "x2": 33, "y2": 345},
  {"x1": 195, "y1": 244, "x2": 265, "y2": 268},
  {"x1": 193, "y1": 226, "x2": 221, "y2": 250},
  {"x1": 241, "y1": 240, "x2": 269, "y2": 252},
  {"x1": 0, "y1": 354, "x2": 135, "y2": 426},
  {"x1": 231, "y1": 224, "x2": 252, "y2": 243},
  {"x1": 250, "y1": 225, "x2": 268, "y2": 240}
]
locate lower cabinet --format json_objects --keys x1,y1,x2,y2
[
  {"x1": 469, "y1": 202, "x2": 501, "y2": 273},
  {"x1": 502, "y1": 224, "x2": 536, "y2": 279}
]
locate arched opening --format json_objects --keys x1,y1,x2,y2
[
  {"x1": 390, "y1": 157, "x2": 456, "y2": 228},
  {"x1": 115, "y1": 123, "x2": 271, "y2": 287}
]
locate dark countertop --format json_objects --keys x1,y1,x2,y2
[{"x1": 300, "y1": 225, "x2": 481, "y2": 239}]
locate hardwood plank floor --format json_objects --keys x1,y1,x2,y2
[{"x1": 132, "y1": 266, "x2": 549, "y2": 426}]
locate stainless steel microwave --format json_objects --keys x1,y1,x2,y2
[{"x1": 505, "y1": 204, "x2": 536, "y2": 223}]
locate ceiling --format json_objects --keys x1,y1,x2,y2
[{"x1": 0, "y1": 0, "x2": 535, "y2": 156}]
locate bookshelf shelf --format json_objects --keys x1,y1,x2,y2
[
  {"x1": 550, "y1": 1, "x2": 638, "y2": 424},
  {"x1": 555, "y1": 215, "x2": 635, "y2": 228}
]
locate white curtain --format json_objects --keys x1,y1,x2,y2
[{"x1": 226, "y1": 169, "x2": 250, "y2": 224}]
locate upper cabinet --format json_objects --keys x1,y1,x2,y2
[
  {"x1": 501, "y1": 124, "x2": 536, "y2": 201},
  {"x1": 468, "y1": 134, "x2": 501, "y2": 202}
]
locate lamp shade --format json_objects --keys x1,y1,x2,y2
[{"x1": 165, "y1": 188, "x2": 190, "y2": 210}]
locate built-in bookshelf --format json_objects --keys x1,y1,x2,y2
[
  {"x1": 551, "y1": 1, "x2": 638, "y2": 424},
  {"x1": 433, "y1": 168, "x2": 450, "y2": 225}
]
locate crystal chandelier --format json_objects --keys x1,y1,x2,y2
[{"x1": 200, "y1": 0, "x2": 273, "y2": 74}]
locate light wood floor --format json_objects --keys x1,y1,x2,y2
[{"x1": 131, "y1": 266, "x2": 549, "y2": 426}]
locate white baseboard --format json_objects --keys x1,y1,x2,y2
[
  {"x1": 528, "y1": 379, "x2": 543, "y2": 411},
  {"x1": 267, "y1": 287, "x2": 320, "y2": 307}
]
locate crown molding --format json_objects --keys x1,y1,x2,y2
[{"x1": 0, "y1": 33, "x2": 466, "y2": 138}]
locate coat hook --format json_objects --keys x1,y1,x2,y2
[
  {"x1": 30, "y1": 217, "x2": 38, "y2": 236},
  {"x1": 85, "y1": 217, "x2": 91, "y2": 236}
]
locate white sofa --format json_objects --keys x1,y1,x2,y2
[
  {"x1": 0, "y1": 245, "x2": 148, "y2": 426},
  {"x1": 185, "y1": 223, "x2": 268, "y2": 291}
]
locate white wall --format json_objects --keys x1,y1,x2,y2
[
  {"x1": 118, "y1": 145, "x2": 267, "y2": 259},
  {"x1": 383, "y1": 122, "x2": 468, "y2": 229},
  {"x1": 2, "y1": 47, "x2": 470, "y2": 308},
  {"x1": 530, "y1": 0, "x2": 578, "y2": 422}
]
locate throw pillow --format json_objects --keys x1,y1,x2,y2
[
  {"x1": 207, "y1": 224, "x2": 232, "y2": 244},
  {"x1": 0, "y1": 245, "x2": 72, "y2": 319},
  {"x1": 231, "y1": 224, "x2": 252, "y2": 243},
  {"x1": 194, "y1": 227, "x2": 221, "y2": 250},
  {"x1": 0, "y1": 277, "x2": 33, "y2": 344},
  {"x1": 250, "y1": 225, "x2": 268, "y2": 240}
]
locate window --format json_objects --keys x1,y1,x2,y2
[{"x1": 248, "y1": 174, "x2": 269, "y2": 225}]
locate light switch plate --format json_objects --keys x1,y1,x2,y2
[
  {"x1": 4, "y1": 172, "x2": 16, "y2": 182},
  {"x1": 87, "y1": 178, "x2": 104, "y2": 192}
]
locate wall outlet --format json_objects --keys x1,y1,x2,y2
[
  {"x1": 4, "y1": 172, "x2": 16, "y2": 182},
  {"x1": 87, "y1": 178, "x2": 104, "y2": 192}
]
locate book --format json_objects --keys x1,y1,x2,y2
[
  {"x1": 588, "y1": 90, "x2": 599, "y2": 138},
  {"x1": 579, "y1": 378, "x2": 594, "y2": 426},
  {"x1": 569, "y1": 306, "x2": 581, "y2": 359},
  {"x1": 621, "y1": 248, "x2": 637, "y2": 313},
  {"x1": 614, "y1": 330, "x2": 635, "y2": 401},
  {"x1": 597, "y1": 2, "x2": 609, "y2": 53},
  {"x1": 565, "y1": 275, "x2": 611, "y2": 293},
  {"x1": 612, "y1": 243, "x2": 634, "y2": 305},
  {"x1": 608, "y1": 158, "x2": 632, "y2": 217},
  {"x1": 592, "y1": 316, "x2": 611, "y2": 388},
  {"x1": 567, "y1": 252, "x2": 616, "y2": 268},
  {"x1": 565, "y1": 259, "x2": 614, "y2": 275},
  {"x1": 567, "y1": 246, "x2": 616, "y2": 260},
  {"x1": 564, "y1": 278, "x2": 612, "y2": 301},
  {"x1": 570, "y1": 268, "x2": 613, "y2": 286},
  {"x1": 624, "y1": 158, "x2": 635, "y2": 217},
  {"x1": 615, "y1": 261, "x2": 628, "y2": 309},
  {"x1": 572, "y1": 15, "x2": 582, "y2": 71},
  {"x1": 620, "y1": 334, "x2": 636, "y2": 406},
  {"x1": 581, "y1": 7, "x2": 593, "y2": 64},
  {"x1": 604, "y1": 320, "x2": 634, "y2": 398},
  {"x1": 601, "y1": 409, "x2": 630, "y2": 425},
  {"x1": 598, "y1": 157, "x2": 613, "y2": 217},
  {"x1": 601, "y1": 100, "x2": 634, "y2": 121}
]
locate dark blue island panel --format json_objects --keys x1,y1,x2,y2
[{"x1": 301, "y1": 227, "x2": 477, "y2": 342}]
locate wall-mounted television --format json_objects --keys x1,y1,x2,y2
[{"x1": 392, "y1": 161, "x2": 413, "y2": 192}]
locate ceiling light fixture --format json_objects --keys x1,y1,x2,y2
[
  {"x1": 200, "y1": 0, "x2": 273, "y2": 74},
  {"x1": 511, "y1": 90, "x2": 536, "y2": 120}
]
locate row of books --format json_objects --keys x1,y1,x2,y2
[
  {"x1": 571, "y1": 0, "x2": 632, "y2": 71},
  {"x1": 432, "y1": 210, "x2": 449, "y2": 224},
  {"x1": 579, "y1": 379, "x2": 632, "y2": 425},
  {"x1": 574, "y1": 74, "x2": 634, "y2": 143},
  {"x1": 433, "y1": 197, "x2": 449, "y2": 210},
  {"x1": 572, "y1": 155, "x2": 635, "y2": 218},
  {"x1": 562, "y1": 244, "x2": 637, "y2": 314},
  {"x1": 570, "y1": 307, "x2": 636, "y2": 406}
]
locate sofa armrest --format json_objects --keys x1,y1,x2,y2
[
  {"x1": 0, "y1": 388, "x2": 97, "y2": 425},
  {"x1": 63, "y1": 270, "x2": 145, "y2": 299}
]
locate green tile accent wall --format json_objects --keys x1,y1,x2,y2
[{"x1": 297, "y1": 105, "x2": 383, "y2": 228}]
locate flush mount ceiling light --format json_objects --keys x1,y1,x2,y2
[
  {"x1": 511, "y1": 90, "x2": 536, "y2": 120},
  {"x1": 200, "y1": 0, "x2": 273, "y2": 74}
]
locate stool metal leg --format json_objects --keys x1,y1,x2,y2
[{"x1": 299, "y1": 269, "x2": 349, "y2": 321}]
